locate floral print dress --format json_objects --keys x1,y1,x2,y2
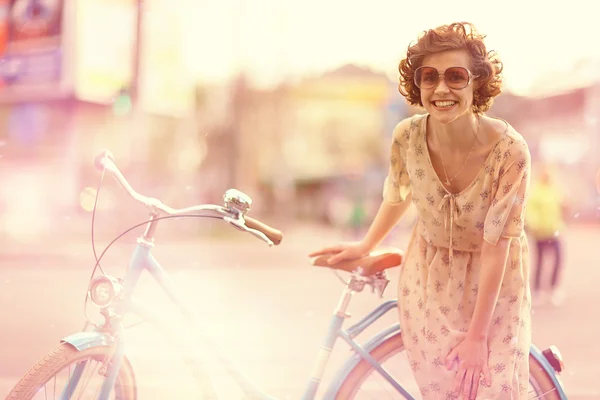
[{"x1": 383, "y1": 114, "x2": 532, "y2": 399}]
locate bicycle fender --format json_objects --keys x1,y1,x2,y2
[
  {"x1": 323, "y1": 324, "x2": 401, "y2": 400},
  {"x1": 61, "y1": 331, "x2": 116, "y2": 352},
  {"x1": 529, "y1": 344, "x2": 568, "y2": 399}
]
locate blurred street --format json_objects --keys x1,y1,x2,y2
[{"x1": 0, "y1": 222, "x2": 598, "y2": 399}]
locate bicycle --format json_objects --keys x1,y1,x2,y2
[{"x1": 4, "y1": 150, "x2": 568, "y2": 400}]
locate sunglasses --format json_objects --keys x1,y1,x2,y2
[{"x1": 413, "y1": 66, "x2": 476, "y2": 90}]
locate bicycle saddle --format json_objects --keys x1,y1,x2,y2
[{"x1": 311, "y1": 248, "x2": 404, "y2": 276}]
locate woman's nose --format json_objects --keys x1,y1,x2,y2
[{"x1": 434, "y1": 78, "x2": 451, "y2": 94}]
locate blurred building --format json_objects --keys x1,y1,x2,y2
[
  {"x1": 259, "y1": 64, "x2": 404, "y2": 224},
  {"x1": 0, "y1": 0, "x2": 204, "y2": 240},
  {"x1": 1, "y1": 0, "x2": 596, "y2": 243},
  {"x1": 186, "y1": 65, "x2": 409, "y2": 226},
  {"x1": 492, "y1": 80, "x2": 600, "y2": 221}
]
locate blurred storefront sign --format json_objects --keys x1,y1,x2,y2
[
  {"x1": 0, "y1": 0, "x2": 68, "y2": 103},
  {"x1": 0, "y1": 0, "x2": 140, "y2": 105}
]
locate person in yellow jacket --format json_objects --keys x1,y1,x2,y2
[{"x1": 525, "y1": 164, "x2": 567, "y2": 306}]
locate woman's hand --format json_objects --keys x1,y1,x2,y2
[
  {"x1": 308, "y1": 241, "x2": 370, "y2": 265},
  {"x1": 445, "y1": 337, "x2": 492, "y2": 399}
]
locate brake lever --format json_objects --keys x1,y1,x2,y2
[{"x1": 223, "y1": 216, "x2": 274, "y2": 247}]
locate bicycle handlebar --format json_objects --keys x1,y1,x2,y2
[{"x1": 94, "y1": 150, "x2": 283, "y2": 246}]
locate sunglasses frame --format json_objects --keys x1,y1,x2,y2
[{"x1": 413, "y1": 66, "x2": 477, "y2": 90}]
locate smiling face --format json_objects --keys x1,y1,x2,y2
[{"x1": 419, "y1": 50, "x2": 477, "y2": 124}]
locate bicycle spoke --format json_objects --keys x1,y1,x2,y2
[
  {"x1": 27, "y1": 356, "x2": 119, "y2": 400},
  {"x1": 351, "y1": 347, "x2": 419, "y2": 399},
  {"x1": 529, "y1": 387, "x2": 557, "y2": 399}
]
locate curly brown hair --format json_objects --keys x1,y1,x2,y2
[{"x1": 398, "y1": 22, "x2": 503, "y2": 114}]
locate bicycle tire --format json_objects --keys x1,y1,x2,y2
[
  {"x1": 4, "y1": 343, "x2": 136, "y2": 400},
  {"x1": 335, "y1": 332, "x2": 561, "y2": 399}
]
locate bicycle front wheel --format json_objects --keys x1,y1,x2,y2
[
  {"x1": 5, "y1": 343, "x2": 136, "y2": 400},
  {"x1": 335, "y1": 332, "x2": 562, "y2": 399}
]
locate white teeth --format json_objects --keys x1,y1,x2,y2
[{"x1": 434, "y1": 101, "x2": 456, "y2": 107}]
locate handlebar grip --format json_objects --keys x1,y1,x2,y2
[
  {"x1": 94, "y1": 150, "x2": 115, "y2": 171},
  {"x1": 244, "y1": 216, "x2": 283, "y2": 246}
]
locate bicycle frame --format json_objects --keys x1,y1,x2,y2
[
  {"x1": 63, "y1": 237, "x2": 271, "y2": 400},
  {"x1": 52, "y1": 152, "x2": 567, "y2": 400},
  {"x1": 59, "y1": 218, "x2": 408, "y2": 400},
  {"x1": 60, "y1": 224, "x2": 568, "y2": 400},
  {"x1": 301, "y1": 296, "x2": 412, "y2": 400}
]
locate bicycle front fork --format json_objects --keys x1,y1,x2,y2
[{"x1": 60, "y1": 323, "x2": 125, "y2": 400}]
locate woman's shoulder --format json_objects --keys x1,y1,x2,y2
[
  {"x1": 391, "y1": 113, "x2": 427, "y2": 144},
  {"x1": 485, "y1": 116, "x2": 530, "y2": 163}
]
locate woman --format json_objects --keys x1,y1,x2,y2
[{"x1": 310, "y1": 22, "x2": 532, "y2": 399}]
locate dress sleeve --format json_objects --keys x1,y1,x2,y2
[
  {"x1": 483, "y1": 140, "x2": 531, "y2": 245},
  {"x1": 382, "y1": 118, "x2": 413, "y2": 205}
]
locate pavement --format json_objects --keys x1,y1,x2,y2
[{"x1": 0, "y1": 220, "x2": 599, "y2": 399}]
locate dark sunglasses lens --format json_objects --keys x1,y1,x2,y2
[
  {"x1": 444, "y1": 67, "x2": 470, "y2": 89},
  {"x1": 415, "y1": 67, "x2": 438, "y2": 89}
]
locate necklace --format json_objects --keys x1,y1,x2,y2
[{"x1": 438, "y1": 115, "x2": 480, "y2": 187}]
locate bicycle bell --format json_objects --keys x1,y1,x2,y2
[{"x1": 223, "y1": 189, "x2": 252, "y2": 215}]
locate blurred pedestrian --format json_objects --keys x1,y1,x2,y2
[{"x1": 526, "y1": 163, "x2": 567, "y2": 306}]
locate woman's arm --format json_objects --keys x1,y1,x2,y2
[
  {"x1": 467, "y1": 237, "x2": 511, "y2": 341},
  {"x1": 360, "y1": 194, "x2": 413, "y2": 252}
]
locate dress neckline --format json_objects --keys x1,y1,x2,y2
[{"x1": 421, "y1": 114, "x2": 507, "y2": 197}]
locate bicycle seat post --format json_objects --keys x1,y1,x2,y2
[
  {"x1": 335, "y1": 284, "x2": 354, "y2": 319},
  {"x1": 334, "y1": 269, "x2": 367, "y2": 319}
]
